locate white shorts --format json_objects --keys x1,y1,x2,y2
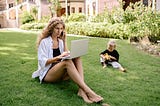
[{"x1": 100, "y1": 57, "x2": 122, "y2": 69}]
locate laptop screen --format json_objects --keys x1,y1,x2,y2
[{"x1": 70, "y1": 39, "x2": 89, "y2": 58}]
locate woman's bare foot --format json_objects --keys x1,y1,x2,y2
[
  {"x1": 86, "y1": 91, "x2": 104, "y2": 103},
  {"x1": 102, "y1": 103, "x2": 110, "y2": 106},
  {"x1": 77, "y1": 89, "x2": 93, "y2": 103}
]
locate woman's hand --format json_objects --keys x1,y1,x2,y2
[
  {"x1": 61, "y1": 31, "x2": 66, "y2": 41},
  {"x1": 58, "y1": 51, "x2": 70, "y2": 59},
  {"x1": 62, "y1": 51, "x2": 70, "y2": 57}
]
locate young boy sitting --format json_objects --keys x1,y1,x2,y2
[{"x1": 99, "y1": 40, "x2": 126, "y2": 72}]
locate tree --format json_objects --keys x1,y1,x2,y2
[
  {"x1": 48, "y1": 0, "x2": 62, "y2": 17},
  {"x1": 31, "y1": 6, "x2": 38, "y2": 21}
]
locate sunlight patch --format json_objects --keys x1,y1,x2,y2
[
  {"x1": 20, "y1": 43, "x2": 29, "y2": 48},
  {"x1": 0, "y1": 47, "x2": 17, "y2": 51},
  {"x1": 18, "y1": 53, "x2": 29, "y2": 56},
  {"x1": 0, "y1": 52, "x2": 9, "y2": 55},
  {"x1": 4, "y1": 43, "x2": 29, "y2": 48},
  {"x1": 5, "y1": 43, "x2": 19, "y2": 46},
  {"x1": 21, "y1": 57, "x2": 36, "y2": 60}
]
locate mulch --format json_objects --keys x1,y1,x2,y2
[{"x1": 131, "y1": 42, "x2": 160, "y2": 57}]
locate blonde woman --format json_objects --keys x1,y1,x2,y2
[{"x1": 32, "y1": 17, "x2": 103, "y2": 103}]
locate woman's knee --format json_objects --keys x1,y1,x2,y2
[
  {"x1": 63, "y1": 59, "x2": 73, "y2": 66},
  {"x1": 73, "y1": 57, "x2": 81, "y2": 61}
]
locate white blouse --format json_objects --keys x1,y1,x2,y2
[{"x1": 32, "y1": 36, "x2": 64, "y2": 83}]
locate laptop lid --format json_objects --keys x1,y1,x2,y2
[{"x1": 70, "y1": 39, "x2": 89, "y2": 59}]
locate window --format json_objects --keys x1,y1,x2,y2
[
  {"x1": 29, "y1": 0, "x2": 34, "y2": 3},
  {"x1": 92, "y1": 2, "x2": 96, "y2": 15},
  {"x1": 9, "y1": 3, "x2": 14, "y2": 8},
  {"x1": 71, "y1": 7, "x2": 75, "y2": 13},
  {"x1": 87, "y1": 5, "x2": 89, "y2": 14},
  {"x1": 143, "y1": 0, "x2": 148, "y2": 6},
  {"x1": 79, "y1": 7, "x2": 82, "y2": 13}
]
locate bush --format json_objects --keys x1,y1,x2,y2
[
  {"x1": 66, "y1": 22, "x2": 130, "y2": 39},
  {"x1": 92, "y1": 5, "x2": 124, "y2": 24},
  {"x1": 20, "y1": 1, "x2": 160, "y2": 42},
  {"x1": 20, "y1": 11, "x2": 34, "y2": 24},
  {"x1": 67, "y1": 13, "x2": 86, "y2": 22},
  {"x1": 20, "y1": 23, "x2": 47, "y2": 30},
  {"x1": 39, "y1": 16, "x2": 51, "y2": 23}
]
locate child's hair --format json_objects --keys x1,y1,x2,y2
[{"x1": 108, "y1": 40, "x2": 116, "y2": 46}]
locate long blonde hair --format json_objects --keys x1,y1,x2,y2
[{"x1": 36, "y1": 17, "x2": 65, "y2": 48}]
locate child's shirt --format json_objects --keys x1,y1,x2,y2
[{"x1": 100, "y1": 49, "x2": 119, "y2": 62}]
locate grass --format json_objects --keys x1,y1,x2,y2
[{"x1": 0, "y1": 30, "x2": 160, "y2": 106}]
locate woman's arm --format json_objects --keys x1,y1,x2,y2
[
  {"x1": 45, "y1": 50, "x2": 70, "y2": 66},
  {"x1": 46, "y1": 51, "x2": 71, "y2": 66},
  {"x1": 63, "y1": 39, "x2": 68, "y2": 51},
  {"x1": 45, "y1": 56, "x2": 61, "y2": 66},
  {"x1": 38, "y1": 38, "x2": 66, "y2": 67}
]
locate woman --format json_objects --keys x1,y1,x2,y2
[{"x1": 32, "y1": 17, "x2": 103, "y2": 103}]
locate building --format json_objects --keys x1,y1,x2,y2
[
  {"x1": 0, "y1": 0, "x2": 33, "y2": 28},
  {"x1": 0, "y1": 0, "x2": 159, "y2": 28},
  {"x1": 60, "y1": 0, "x2": 85, "y2": 16},
  {"x1": 0, "y1": 0, "x2": 85, "y2": 28},
  {"x1": 85, "y1": 0, "x2": 119, "y2": 17},
  {"x1": 86, "y1": 0, "x2": 160, "y2": 17}
]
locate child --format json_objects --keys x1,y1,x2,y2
[{"x1": 100, "y1": 40, "x2": 126, "y2": 72}]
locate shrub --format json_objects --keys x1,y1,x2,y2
[
  {"x1": 20, "y1": 1, "x2": 160, "y2": 42},
  {"x1": 20, "y1": 11, "x2": 34, "y2": 24},
  {"x1": 66, "y1": 22, "x2": 130, "y2": 39},
  {"x1": 67, "y1": 13, "x2": 86, "y2": 22},
  {"x1": 20, "y1": 23, "x2": 47, "y2": 30},
  {"x1": 92, "y1": 5, "x2": 124, "y2": 24},
  {"x1": 39, "y1": 16, "x2": 51, "y2": 23}
]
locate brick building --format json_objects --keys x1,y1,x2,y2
[
  {"x1": 0, "y1": 0, "x2": 86, "y2": 28},
  {"x1": 0, "y1": 0, "x2": 33, "y2": 28},
  {"x1": 0, "y1": 0, "x2": 159, "y2": 28}
]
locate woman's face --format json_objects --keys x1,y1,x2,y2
[{"x1": 53, "y1": 23, "x2": 64, "y2": 37}]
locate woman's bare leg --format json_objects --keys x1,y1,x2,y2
[
  {"x1": 66, "y1": 60, "x2": 103, "y2": 102},
  {"x1": 44, "y1": 60, "x2": 103, "y2": 102},
  {"x1": 72, "y1": 57, "x2": 103, "y2": 102},
  {"x1": 73, "y1": 57, "x2": 93, "y2": 103},
  {"x1": 44, "y1": 63, "x2": 68, "y2": 82},
  {"x1": 72, "y1": 57, "x2": 84, "y2": 79}
]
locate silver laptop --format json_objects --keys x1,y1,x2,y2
[{"x1": 61, "y1": 39, "x2": 89, "y2": 60}]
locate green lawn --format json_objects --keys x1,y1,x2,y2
[{"x1": 0, "y1": 30, "x2": 160, "y2": 106}]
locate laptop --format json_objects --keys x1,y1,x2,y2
[{"x1": 61, "y1": 39, "x2": 89, "y2": 61}]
